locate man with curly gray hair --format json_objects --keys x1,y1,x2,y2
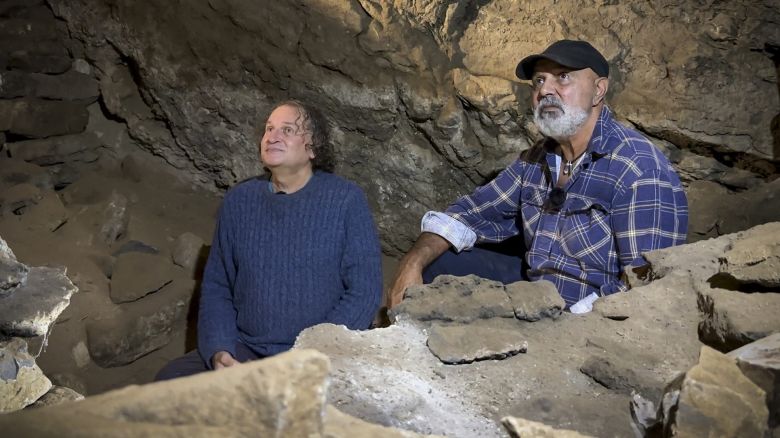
[{"x1": 157, "y1": 100, "x2": 382, "y2": 379}]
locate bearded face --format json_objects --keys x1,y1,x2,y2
[{"x1": 533, "y1": 95, "x2": 590, "y2": 140}]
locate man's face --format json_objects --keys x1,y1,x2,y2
[
  {"x1": 530, "y1": 59, "x2": 600, "y2": 140},
  {"x1": 260, "y1": 104, "x2": 315, "y2": 172}
]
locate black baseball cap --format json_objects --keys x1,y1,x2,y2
[{"x1": 515, "y1": 40, "x2": 609, "y2": 80}]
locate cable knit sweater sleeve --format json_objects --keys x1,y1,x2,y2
[
  {"x1": 197, "y1": 196, "x2": 240, "y2": 367},
  {"x1": 325, "y1": 187, "x2": 382, "y2": 329}
]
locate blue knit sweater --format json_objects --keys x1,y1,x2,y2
[{"x1": 197, "y1": 171, "x2": 382, "y2": 365}]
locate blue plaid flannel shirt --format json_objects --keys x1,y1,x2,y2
[{"x1": 427, "y1": 106, "x2": 688, "y2": 306}]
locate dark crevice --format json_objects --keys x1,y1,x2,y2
[
  {"x1": 706, "y1": 272, "x2": 779, "y2": 293},
  {"x1": 763, "y1": 42, "x2": 780, "y2": 66},
  {"x1": 636, "y1": 125, "x2": 779, "y2": 178},
  {"x1": 4, "y1": 133, "x2": 35, "y2": 143},
  {"x1": 96, "y1": 95, "x2": 125, "y2": 123}
]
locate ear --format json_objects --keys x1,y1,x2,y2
[
  {"x1": 306, "y1": 144, "x2": 315, "y2": 160},
  {"x1": 593, "y1": 77, "x2": 609, "y2": 106}
]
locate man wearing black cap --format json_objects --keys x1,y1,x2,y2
[{"x1": 387, "y1": 39, "x2": 688, "y2": 313}]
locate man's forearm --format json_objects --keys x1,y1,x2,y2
[
  {"x1": 400, "y1": 232, "x2": 451, "y2": 270},
  {"x1": 387, "y1": 232, "x2": 451, "y2": 308}
]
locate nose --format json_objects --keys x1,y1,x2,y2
[
  {"x1": 264, "y1": 128, "x2": 281, "y2": 143},
  {"x1": 536, "y1": 78, "x2": 556, "y2": 100}
]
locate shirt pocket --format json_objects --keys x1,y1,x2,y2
[
  {"x1": 519, "y1": 187, "x2": 546, "y2": 237},
  {"x1": 560, "y1": 197, "x2": 615, "y2": 271}
]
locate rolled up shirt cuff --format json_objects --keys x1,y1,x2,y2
[{"x1": 420, "y1": 211, "x2": 477, "y2": 252}]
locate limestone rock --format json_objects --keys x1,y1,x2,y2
[
  {"x1": 0, "y1": 349, "x2": 331, "y2": 437},
  {"x1": 502, "y1": 416, "x2": 595, "y2": 438},
  {"x1": 48, "y1": 373, "x2": 87, "y2": 396},
  {"x1": 109, "y1": 252, "x2": 175, "y2": 303},
  {"x1": 7, "y1": 132, "x2": 102, "y2": 166},
  {"x1": 0, "y1": 183, "x2": 66, "y2": 221},
  {"x1": 295, "y1": 322, "x2": 504, "y2": 437},
  {"x1": 697, "y1": 287, "x2": 780, "y2": 352},
  {"x1": 0, "y1": 235, "x2": 28, "y2": 296},
  {"x1": 0, "y1": 338, "x2": 51, "y2": 413},
  {"x1": 580, "y1": 337, "x2": 666, "y2": 401},
  {"x1": 87, "y1": 277, "x2": 194, "y2": 367},
  {"x1": 171, "y1": 231, "x2": 206, "y2": 276},
  {"x1": 394, "y1": 275, "x2": 515, "y2": 323},
  {"x1": 427, "y1": 324, "x2": 527, "y2": 365},
  {"x1": 47, "y1": 0, "x2": 779, "y2": 254},
  {"x1": 729, "y1": 333, "x2": 780, "y2": 427},
  {"x1": 324, "y1": 405, "x2": 441, "y2": 438},
  {"x1": 0, "y1": 98, "x2": 89, "y2": 138},
  {"x1": 29, "y1": 386, "x2": 84, "y2": 408},
  {"x1": 505, "y1": 280, "x2": 564, "y2": 321},
  {"x1": 662, "y1": 346, "x2": 768, "y2": 438},
  {"x1": 0, "y1": 70, "x2": 99, "y2": 101},
  {"x1": 112, "y1": 240, "x2": 158, "y2": 257},
  {"x1": 687, "y1": 180, "x2": 780, "y2": 243},
  {"x1": 86, "y1": 102, "x2": 130, "y2": 150},
  {"x1": 0, "y1": 266, "x2": 77, "y2": 337},
  {"x1": 97, "y1": 191, "x2": 130, "y2": 245},
  {"x1": 72, "y1": 340, "x2": 91, "y2": 368},
  {"x1": 1, "y1": 52, "x2": 72, "y2": 74},
  {"x1": 716, "y1": 222, "x2": 780, "y2": 288},
  {"x1": 0, "y1": 185, "x2": 68, "y2": 232}
]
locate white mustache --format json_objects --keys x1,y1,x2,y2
[{"x1": 537, "y1": 96, "x2": 564, "y2": 112}]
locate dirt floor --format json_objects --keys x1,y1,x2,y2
[{"x1": 1, "y1": 150, "x2": 405, "y2": 395}]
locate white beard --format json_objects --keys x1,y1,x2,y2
[{"x1": 533, "y1": 96, "x2": 590, "y2": 140}]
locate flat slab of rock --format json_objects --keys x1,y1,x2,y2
[
  {"x1": 729, "y1": 333, "x2": 780, "y2": 427},
  {"x1": 0, "y1": 98, "x2": 89, "y2": 138},
  {"x1": 0, "y1": 185, "x2": 69, "y2": 232},
  {"x1": 29, "y1": 385, "x2": 84, "y2": 408},
  {"x1": 717, "y1": 222, "x2": 780, "y2": 288},
  {"x1": 0, "y1": 349, "x2": 330, "y2": 437},
  {"x1": 87, "y1": 277, "x2": 194, "y2": 367},
  {"x1": 394, "y1": 275, "x2": 514, "y2": 323},
  {"x1": 7, "y1": 132, "x2": 101, "y2": 166},
  {"x1": 505, "y1": 280, "x2": 564, "y2": 321},
  {"x1": 427, "y1": 324, "x2": 527, "y2": 364},
  {"x1": 697, "y1": 287, "x2": 780, "y2": 352},
  {"x1": 0, "y1": 266, "x2": 77, "y2": 337},
  {"x1": 0, "y1": 338, "x2": 51, "y2": 413},
  {"x1": 0, "y1": 70, "x2": 99, "y2": 101},
  {"x1": 171, "y1": 231, "x2": 206, "y2": 277},
  {"x1": 502, "y1": 417, "x2": 595, "y2": 438},
  {"x1": 109, "y1": 252, "x2": 175, "y2": 303}
]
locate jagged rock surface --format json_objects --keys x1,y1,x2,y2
[
  {"x1": 0, "y1": 265, "x2": 76, "y2": 337},
  {"x1": 0, "y1": 349, "x2": 331, "y2": 437},
  {"x1": 729, "y1": 333, "x2": 780, "y2": 428},
  {"x1": 658, "y1": 346, "x2": 769, "y2": 438},
  {"x1": 297, "y1": 223, "x2": 780, "y2": 437},
  {"x1": 0, "y1": 338, "x2": 51, "y2": 413},
  {"x1": 45, "y1": 0, "x2": 780, "y2": 253}
]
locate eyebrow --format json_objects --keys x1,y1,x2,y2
[{"x1": 265, "y1": 121, "x2": 297, "y2": 127}]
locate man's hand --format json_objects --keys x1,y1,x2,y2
[
  {"x1": 386, "y1": 263, "x2": 423, "y2": 308},
  {"x1": 386, "y1": 232, "x2": 451, "y2": 308},
  {"x1": 212, "y1": 351, "x2": 239, "y2": 370}
]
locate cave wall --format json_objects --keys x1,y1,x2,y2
[{"x1": 46, "y1": 0, "x2": 780, "y2": 254}]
